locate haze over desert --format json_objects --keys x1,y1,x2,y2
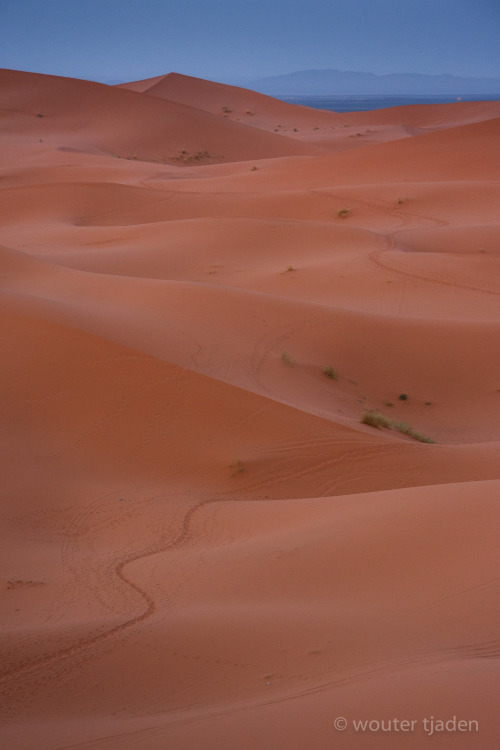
[{"x1": 1, "y1": 66, "x2": 500, "y2": 749}]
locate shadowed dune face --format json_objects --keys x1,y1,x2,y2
[{"x1": 1, "y1": 69, "x2": 500, "y2": 749}]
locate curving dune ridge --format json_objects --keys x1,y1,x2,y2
[{"x1": 1, "y1": 69, "x2": 499, "y2": 749}]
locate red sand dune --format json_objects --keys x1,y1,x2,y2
[
  {"x1": 1, "y1": 69, "x2": 499, "y2": 749},
  {"x1": 119, "y1": 71, "x2": 346, "y2": 134},
  {"x1": 0, "y1": 68, "x2": 319, "y2": 165},
  {"x1": 119, "y1": 72, "x2": 428, "y2": 150}
]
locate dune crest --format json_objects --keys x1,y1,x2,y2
[{"x1": 1, "y1": 69, "x2": 499, "y2": 749}]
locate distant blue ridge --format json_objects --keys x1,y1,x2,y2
[{"x1": 275, "y1": 94, "x2": 500, "y2": 113}]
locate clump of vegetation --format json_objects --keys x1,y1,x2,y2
[
  {"x1": 36, "y1": 112, "x2": 44, "y2": 118},
  {"x1": 245, "y1": 109, "x2": 254, "y2": 115},
  {"x1": 251, "y1": 165, "x2": 258, "y2": 171},
  {"x1": 399, "y1": 393, "x2": 408, "y2": 401},
  {"x1": 361, "y1": 411, "x2": 435, "y2": 443},
  {"x1": 281, "y1": 351, "x2": 295, "y2": 367},
  {"x1": 337, "y1": 208, "x2": 351, "y2": 218},
  {"x1": 392, "y1": 421, "x2": 435, "y2": 444},
  {"x1": 170, "y1": 149, "x2": 210, "y2": 163},
  {"x1": 323, "y1": 366, "x2": 338, "y2": 380},
  {"x1": 221, "y1": 106, "x2": 232, "y2": 113},
  {"x1": 230, "y1": 459, "x2": 244, "y2": 477},
  {"x1": 285, "y1": 265, "x2": 296, "y2": 272},
  {"x1": 293, "y1": 128, "x2": 299, "y2": 132},
  {"x1": 361, "y1": 411, "x2": 392, "y2": 429}
]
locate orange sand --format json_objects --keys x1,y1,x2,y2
[{"x1": 1, "y1": 69, "x2": 499, "y2": 749}]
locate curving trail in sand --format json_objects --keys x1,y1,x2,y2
[{"x1": 1, "y1": 69, "x2": 499, "y2": 749}]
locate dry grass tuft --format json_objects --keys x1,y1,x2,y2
[
  {"x1": 361, "y1": 410, "x2": 435, "y2": 443},
  {"x1": 281, "y1": 351, "x2": 295, "y2": 367},
  {"x1": 323, "y1": 366, "x2": 338, "y2": 380},
  {"x1": 361, "y1": 411, "x2": 392, "y2": 429}
]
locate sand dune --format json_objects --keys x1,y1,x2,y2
[
  {"x1": 1, "y1": 69, "x2": 499, "y2": 749},
  {"x1": 120, "y1": 72, "x2": 346, "y2": 136},
  {"x1": 0, "y1": 68, "x2": 319, "y2": 165},
  {"x1": 344, "y1": 98, "x2": 500, "y2": 129}
]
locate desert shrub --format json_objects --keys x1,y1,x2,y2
[
  {"x1": 230, "y1": 459, "x2": 244, "y2": 476},
  {"x1": 361, "y1": 411, "x2": 392, "y2": 429},
  {"x1": 362, "y1": 411, "x2": 435, "y2": 443},
  {"x1": 392, "y1": 422, "x2": 435, "y2": 444},
  {"x1": 281, "y1": 352, "x2": 295, "y2": 366},
  {"x1": 323, "y1": 366, "x2": 338, "y2": 380}
]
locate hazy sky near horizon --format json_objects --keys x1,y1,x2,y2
[{"x1": 1, "y1": 0, "x2": 499, "y2": 85}]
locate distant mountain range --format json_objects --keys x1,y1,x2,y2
[{"x1": 249, "y1": 69, "x2": 500, "y2": 96}]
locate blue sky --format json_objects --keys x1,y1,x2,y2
[{"x1": 1, "y1": 0, "x2": 499, "y2": 84}]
